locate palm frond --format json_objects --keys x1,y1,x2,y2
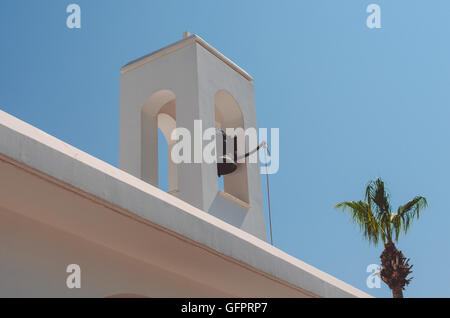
[
  {"x1": 334, "y1": 201, "x2": 382, "y2": 245},
  {"x1": 335, "y1": 178, "x2": 428, "y2": 246},
  {"x1": 392, "y1": 196, "x2": 428, "y2": 240},
  {"x1": 365, "y1": 178, "x2": 392, "y2": 240}
]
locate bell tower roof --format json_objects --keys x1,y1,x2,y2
[{"x1": 120, "y1": 34, "x2": 253, "y2": 82}]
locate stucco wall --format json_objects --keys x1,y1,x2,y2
[{"x1": 0, "y1": 206, "x2": 231, "y2": 297}]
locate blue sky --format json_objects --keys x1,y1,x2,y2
[{"x1": 1, "y1": 0, "x2": 449, "y2": 297}]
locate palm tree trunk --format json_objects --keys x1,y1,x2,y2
[
  {"x1": 392, "y1": 287, "x2": 403, "y2": 298},
  {"x1": 380, "y1": 241, "x2": 413, "y2": 298}
]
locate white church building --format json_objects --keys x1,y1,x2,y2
[{"x1": 0, "y1": 34, "x2": 370, "y2": 298}]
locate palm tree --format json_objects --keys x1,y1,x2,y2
[{"x1": 334, "y1": 178, "x2": 428, "y2": 298}]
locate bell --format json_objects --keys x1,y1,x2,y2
[{"x1": 217, "y1": 155, "x2": 237, "y2": 176}]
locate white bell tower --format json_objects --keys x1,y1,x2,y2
[{"x1": 119, "y1": 34, "x2": 268, "y2": 241}]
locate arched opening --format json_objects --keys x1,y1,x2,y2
[
  {"x1": 141, "y1": 90, "x2": 178, "y2": 193},
  {"x1": 214, "y1": 90, "x2": 249, "y2": 203}
]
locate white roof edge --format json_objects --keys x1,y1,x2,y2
[
  {"x1": 120, "y1": 34, "x2": 254, "y2": 82},
  {"x1": 0, "y1": 109, "x2": 371, "y2": 298}
]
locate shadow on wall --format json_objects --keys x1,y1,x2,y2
[{"x1": 208, "y1": 193, "x2": 247, "y2": 229}]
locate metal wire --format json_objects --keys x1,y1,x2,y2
[{"x1": 263, "y1": 146, "x2": 273, "y2": 246}]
